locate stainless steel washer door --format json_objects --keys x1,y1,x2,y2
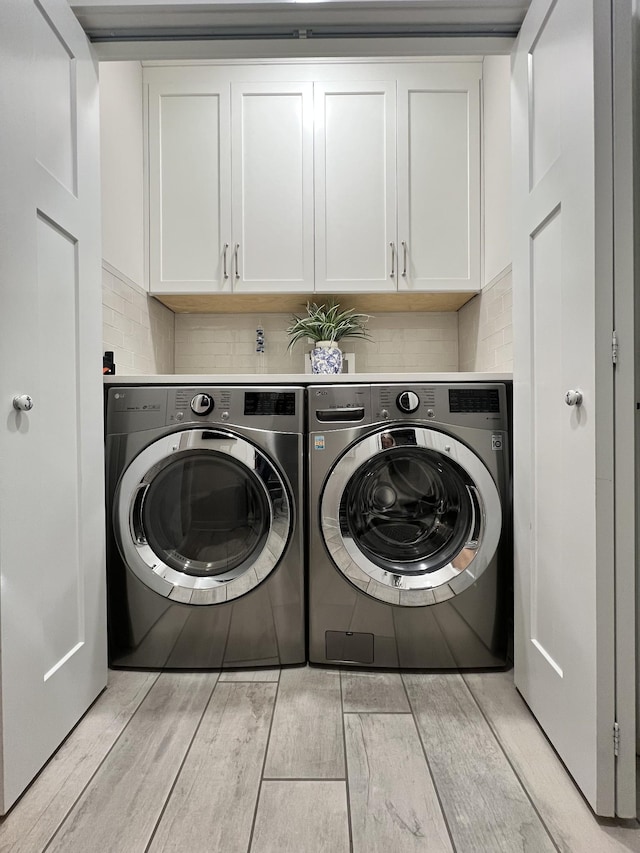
[
  {"x1": 320, "y1": 426, "x2": 502, "y2": 606},
  {"x1": 115, "y1": 428, "x2": 291, "y2": 604}
]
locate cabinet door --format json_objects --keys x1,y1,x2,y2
[
  {"x1": 148, "y1": 76, "x2": 232, "y2": 294},
  {"x1": 397, "y1": 64, "x2": 481, "y2": 292},
  {"x1": 231, "y1": 81, "x2": 314, "y2": 292},
  {"x1": 314, "y1": 81, "x2": 397, "y2": 292}
]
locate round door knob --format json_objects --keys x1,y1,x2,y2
[
  {"x1": 13, "y1": 394, "x2": 34, "y2": 412},
  {"x1": 190, "y1": 393, "x2": 214, "y2": 416},
  {"x1": 396, "y1": 390, "x2": 420, "y2": 414},
  {"x1": 565, "y1": 389, "x2": 583, "y2": 407}
]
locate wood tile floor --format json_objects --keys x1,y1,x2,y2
[{"x1": 1, "y1": 666, "x2": 639, "y2": 853}]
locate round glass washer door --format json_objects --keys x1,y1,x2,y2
[
  {"x1": 320, "y1": 425, "x2": 502, "y2": 606},
  {"x1": 114, "y1": 428, "x2": 292, "y2": 604}
]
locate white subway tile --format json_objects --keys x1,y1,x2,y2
[
  {"x1": 102, "y1": 288, "x2": 125, "y2": 315},
  {"x1": 496, "y1": 341, "x2": 513, "y2": 365},
  {"x1": 133, "y1": 353, "x2": 152, "y2": 373},
  {"x1": 124, "y1": 302, "x2": 140, "y2": 326},
  {"x1": 116, "y1": 348, "x2": 134, "y2": 369},
  {"x1": 484, "y1": 329, "x2": 504, "y2": 352},
  {"x1": 103, "y1": 325, "x2": 125, "y2": 349}
]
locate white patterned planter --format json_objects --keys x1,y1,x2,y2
[{"x1": 310, "y1": 341, "x2": 343, "y2": 374}]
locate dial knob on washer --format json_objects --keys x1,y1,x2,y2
[
  {"x1": 190, "y1": 393, "x2": 214, "y2": 416},
  {"x1": 396, "y1": 390, "x2": 420, "y2": 414}
]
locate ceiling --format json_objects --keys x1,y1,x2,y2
[{"x1": 70, "y1": 1, "x2": 532, "y2": 42}]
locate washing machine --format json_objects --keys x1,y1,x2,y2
[
  {"x1": 308, "y1": 382, "x2": 511, "y2": 669},
  {"x1": 105, "y1": 385, "x2": 305, "y2": 669}
]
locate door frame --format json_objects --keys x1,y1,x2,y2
[{"x1": 611, "y1": 0, "x2": 637, "y2": 817}]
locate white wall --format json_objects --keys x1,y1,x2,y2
[
  {"x1": 483, "y1": 54, "x2": 512, "y2": 286},
  {"x1": 99, "y1": 61, "x2": 145, "y2": 288}
]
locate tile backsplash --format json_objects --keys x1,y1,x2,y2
[
  {"x1": 458, "y1": 266, "x2": 513, "y2": 373},
  {"x1": 102, "y1": 264, "x2": 175, "y2": 375},
  {"x1": 174, "y1": 311, "x2": 459, "y2": 375},
  {"x1": 102, "y1": 279, "x2": 513, "y2": 377}
]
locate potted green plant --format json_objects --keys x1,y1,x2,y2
[{"x1": 286, "y1": 301, "x2": 371, "y2": 374}]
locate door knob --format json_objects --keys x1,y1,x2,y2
[
  {"x1": 13, "y1": 394, "x2": 34, "y2": 411},
  {"x1": 565, "y1": 390, "x2": 583, "y2": 407}
]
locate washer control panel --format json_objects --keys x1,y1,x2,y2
[
  {"x1": 448, "y1": 387, "x2": 500, "y2": 414},
  {"x1": 309, "y1": 383, "x2": 508, "y2": 432},
  {"x1": 373, "y1": 384, "x2": 507, "y2": 430},
  {"x1": 376, "y1": 385, "x2": 435, "y2": 419}
]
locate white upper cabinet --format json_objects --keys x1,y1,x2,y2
[
  {"x1": 148, "y1": 73, "x2": 232, "y2": 294},
  {"x1": 231, "y1": 81, "x2": 314, "y2": 292},
  {"x1": 314, "y1": 81, "x2": 397, "y2": 292},
  {"x1": 147, "y1": 69, "x2": 313, "y2": 294},
  {"x1": 315, "y1": 64, "x2": 481, "y2": 294},
  {"x1": 397, "y1": 64, "x2": 481, "y2": 292},
  {"x1": 145, "y1": 62, "x2": 481, "y2": 296}
]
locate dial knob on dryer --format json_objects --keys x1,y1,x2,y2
[
  {"x1": 396, "y1": 390, "x2": 420, "y2": 414},
  {"x1": 190, "y1": 393, "x2": 214, "y2": 416}
]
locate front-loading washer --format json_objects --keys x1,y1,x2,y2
[
  {"x1": 105, "y1": 385, "x2": 305, "y2": 669},
  {"x1": 308, "y1": 382, "x2": 511, "y2": 669}
]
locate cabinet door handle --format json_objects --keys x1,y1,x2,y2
[
  {"x1": 390, "y1": 242, "x2": 396, "y2": 279},
  {"x1": 223, "y1": 243, "x2": 229, "y2": 280},
  {"x1": 401, "y1": 241, "x2": 408, "y2": 278},
  {"x1": 234, "y1": 243, "x2": 240, "y2": 281}
]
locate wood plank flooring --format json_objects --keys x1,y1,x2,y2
[{"x1": 1, "y1": 666, "x2": 639, "y2": 853}]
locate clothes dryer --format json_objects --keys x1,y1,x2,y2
[
  {"x1": 105, "y1": 385, "x2": 305, "y2": 669},
  {"x1": 308, "y1": 383, "x2": 511, "y2": 669}
]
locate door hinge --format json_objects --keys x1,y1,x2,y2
[
  {"x1": 613, "y1": 721, "x2": 620, "y2": 757},
  {"x1": 612, "y1": 330, "x2": 618, "y2": 364}
]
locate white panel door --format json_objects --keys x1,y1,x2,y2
[
  {"x1": 397, "y1": 64, "x2": 481, "y2": 292},
  {"x1": 147, "y1": 73, "x2": 232, "y2": 294},
  {"x1": 512, "y1": 0, "x2": 634, "y2": 816},
  {"x1": 314, "y1": 81, "x2": 397, "y2": 292},
  {"x1": 231, "y1": 81, "x2": 314, "y2": 293},
  {"x1": 0, "y1": 0, "x2": 106, "y2": 813}
]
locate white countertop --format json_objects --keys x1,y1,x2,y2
[{"x1": 104, "y1": 372, "x2": 512, "y2": 385}]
